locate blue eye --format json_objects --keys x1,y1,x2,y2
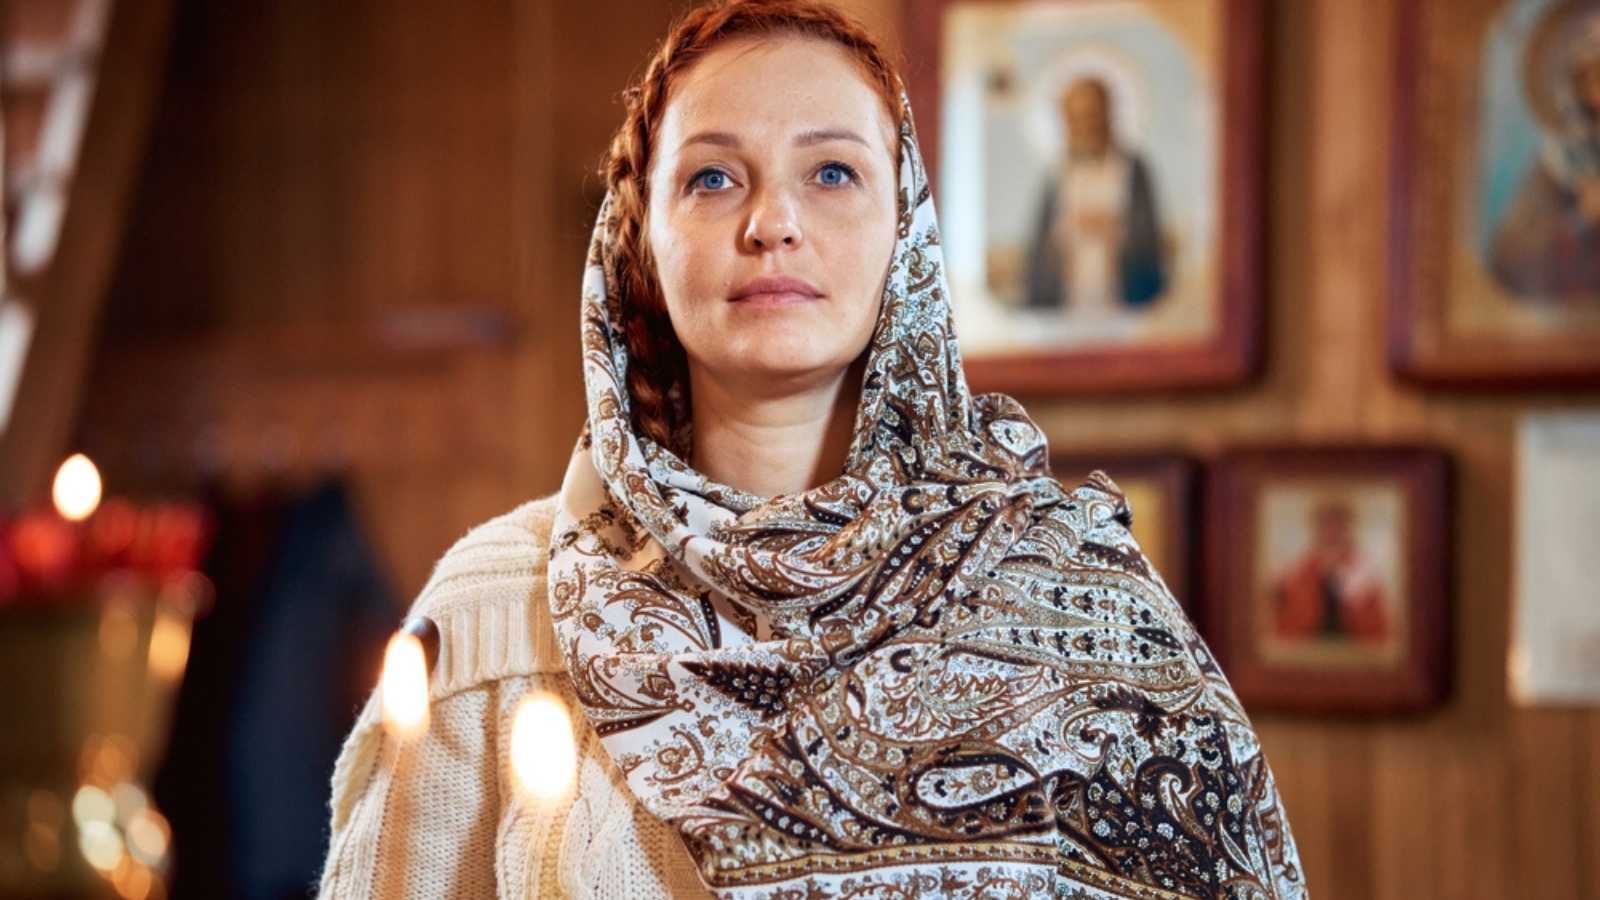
[
  {"x1": 691, "y1": 168, "x2": 730, "y2": 192},
  {"x1": 818, "y1": 162, "x2": 857, "y2": 186}
]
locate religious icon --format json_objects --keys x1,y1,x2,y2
[
  {"x1": 1486, "y1": 3, "x2": 1600, "y2": 299},
  {"x1": 1392, "y1": 0, "x2": 1600, "y2": 386},
  {"x1": 1257, "y1": 491, "x2": 1403, "y2": 668},
  {"x1": 1204, "y1": 448, "x2": 1451, "y2": 714},
  {"x1": 907, "y1": 0, "x2": 1264, "y2": 393},
  {"x1": 1022, "y1": 76, "x2": 1169, "y2": 315}
]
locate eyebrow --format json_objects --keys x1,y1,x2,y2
[{"x1": 680, "y1": 127, "x2": 872, "y2": 150}]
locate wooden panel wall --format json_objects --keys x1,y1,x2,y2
[
  {"x1": 76, "y1": 0, "x2": 1598, "y2": 896},
  {"x1": 80, "y1": 0, "x2": 681, "y2": 591}
]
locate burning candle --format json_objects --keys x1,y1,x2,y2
[
  {"x1": 146, "y1": 605, "x2": 192, "y2": 683},
  {"x1": 52, "y1": 453, "x2": 102, "y2": 522},
  {"x1": 510, "y1": 691, "x2": 577, "y2": 801},
  {"x1": 379, "y1": 631, "x2": 430, "y2": 739}
]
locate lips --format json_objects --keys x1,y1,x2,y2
[{"x1": 729, "y1": 275, "x2": 823, "y2": 303}]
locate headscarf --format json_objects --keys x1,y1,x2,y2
[{"x1": 549, "y1": 87, "x2": 1305, "y2": 899}]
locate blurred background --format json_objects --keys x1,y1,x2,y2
[{"x1": 0, "y1": 0, "x2": 1596, "y2": 898}]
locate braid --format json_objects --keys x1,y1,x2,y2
[
  {"x1": 598, "y1": 0, "x2": 906, "y2": 458},
  {"x1": 603, "y1": 21, "x2": 697, "y2": 455}
]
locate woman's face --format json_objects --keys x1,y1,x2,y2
[{"x1": 646, "y1": 35, "x2": 899, "y2": 389}]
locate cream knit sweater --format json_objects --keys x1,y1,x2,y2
[{"x1": 316, "y1": 495, "x2": 713, "y2": 899}]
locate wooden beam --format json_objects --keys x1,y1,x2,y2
[{"x1": 0, "y1": 0, "x2": 174, "y2": 508}]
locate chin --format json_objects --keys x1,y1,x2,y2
[
  {"x1": 720, "y1": 339, "x2": 858, "y2": 383},
  {"x1": 735, "y1": 354, "x2": 848, "y2": 381}
]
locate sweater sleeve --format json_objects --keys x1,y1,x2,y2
[
  {"x1": 317, "y1": 671, "x2": 713, "y2": 900},
  {"x1": 315, "y1": 496, "x2": 713, "y2": 899},
  {"x1": 317, "y1": 684, "x2": 504, "y2": 900},
  {"x1": 317, "y1": 496, "x2": 560, "y2": 900}
]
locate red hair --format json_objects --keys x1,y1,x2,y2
[{"x1": 599, "y1": 0, "x2": 906, "y2": 456}]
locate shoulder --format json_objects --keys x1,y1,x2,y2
[
  {"x1": 1068, "y1": 469, "x2": 1135, "y2": 528},
  {"x1": 405, "y1": 493, "x2": 565, "y2": 700},
  {"x1": 413, "y1": 493, "x2": 559, "y2": 611}
]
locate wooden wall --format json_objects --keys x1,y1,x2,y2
[
  {"x1": 77, "y1": 0, "x2": 1597, "y2": 897},
  {"x1": 81, "y1": 0, "x2": 674, "y2": 590}
]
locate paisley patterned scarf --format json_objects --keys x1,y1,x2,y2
[{"x1": 549, "y1": 89, "x2": 1305, "y2": 899}]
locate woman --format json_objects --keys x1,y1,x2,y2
[{"x1": 318, "y1": 2, "x2": 1305, "y2": 897}]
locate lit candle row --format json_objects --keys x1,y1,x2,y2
[{"x1": 378, "y1": 622, "x2": 577, "y2": 801}]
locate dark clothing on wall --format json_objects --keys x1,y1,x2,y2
[{"x1": 154, "y1": 478, "x2": 397, "y2": 900}]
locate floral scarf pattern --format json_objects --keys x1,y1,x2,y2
[{"x1": 549, "y1": 88, "x2": 1306, "y2": 899}]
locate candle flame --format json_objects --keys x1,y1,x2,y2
[
  {"x1": 77, "y1": 820, "x2": 123, "y2": 872},
  {"x1": 71, "y1": 785, "x2": 114, "y2": 828},
  {"x1": 380, "y1": 632, "x2": 430, "y2": 738},
  {"x1": 52, "y1": 453, "x2": 102, "y2": 521},
  {"x1": 124, "y1": 807, "x2": 170, "y2": 867},
  {"x1": 510, "y1": 692, "x2": 577, "y2": 800},
  {"x1": 147, "y1": 607, "x2": 192, "y2": 683}
]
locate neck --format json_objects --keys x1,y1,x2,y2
[{"x1": 688, "y1": 359, "x2": 864, "y2": 498}]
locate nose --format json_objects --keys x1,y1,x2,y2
[{"x1": 742, "y1": 186, "x2": 802, "y2": 252}]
